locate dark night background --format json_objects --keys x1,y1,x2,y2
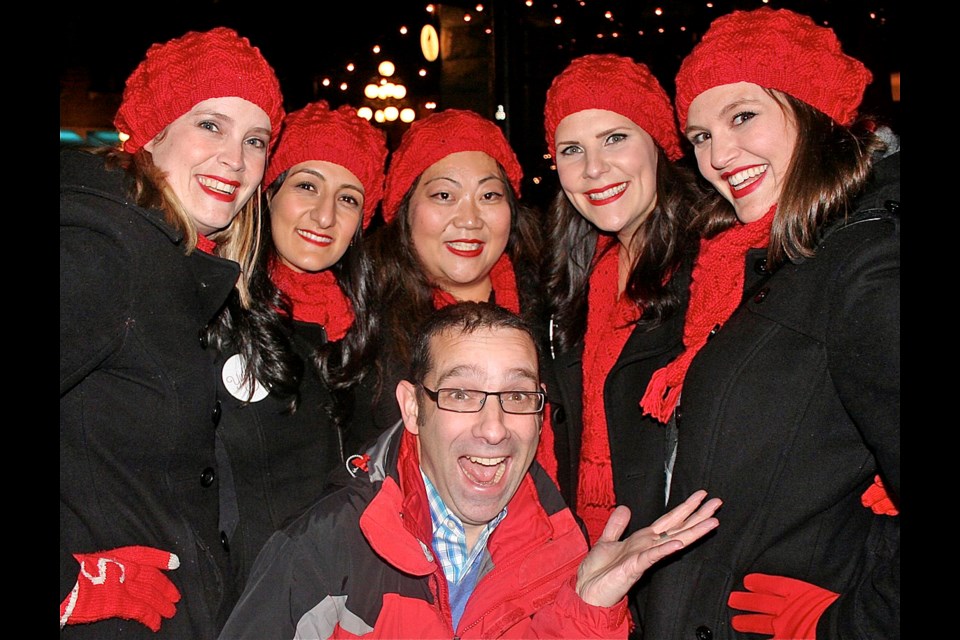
[{"x1": 61, "y1": 0, "x2": 900, "y2": 209}]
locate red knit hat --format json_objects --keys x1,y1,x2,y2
[
  {"x1": 675, "y1": 8, "x2": 873, "y2": 130},
  {"x1": 544, "y1": 54, "x2": 682, "y2": 161},
  {"x1": 381, "y1": 109, "x2": 523, "y2": 223},
  {"x1": 114, "y1": 27, "x2": 285, "y2": 154},
  {"x1": 265, "y1": 101, "x2": 388, "y2": 229}
]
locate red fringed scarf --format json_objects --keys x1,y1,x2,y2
[
  {"x1": 195, "y1": 234, "x2": 216, "y2": 255},
  {"x1": 431, "y1": 253, "x2": 521, "y2": 314},
  {"x1": 640, "y1": 207, "x2": 775, "y2": 423},
  {"x1": 270, "y1": 262, "x2": 355, "y2": 341},
  {"x1": 578, "y1": 238, "x2": 640, "y2": 543}
]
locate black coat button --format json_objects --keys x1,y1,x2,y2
[
  {"x1": 552, "y1": 406, "x2": 566, "y2": 423},
  {"x1": 753, "y1": 257, "x2": 768, "y2": 275},
  {"x1": 200, "y1": 467, "x2": 216, "y2": 487},
  {"x1": 753, "y1": 287, "x2": 769, "y2": 303},
  {"x1": 212, "y1": 401, "x2": 222, "y2": 425},
  {"x1": 707, "y1": 323, "x2": 721, "y2": 341},
  {"x1": 695, "y1": 625, "x2": 713, "y2": 640},
  {"x1": 220, "y1": 531, "x2": 230, "y2": 551}
]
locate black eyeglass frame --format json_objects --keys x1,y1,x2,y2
[{"x1": 419, "y1": 385, "x2": 546, "y2": 415}]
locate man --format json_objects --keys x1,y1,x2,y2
[{"x1": 219, "y1": 302, "x2": 720, "y2": 639}]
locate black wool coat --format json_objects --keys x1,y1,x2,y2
[
  {"x1": 61, "y1": 150, "x2": 240, "y2": 639},
  {"x1": 216, "y1": 319, "x2": 345, "y2": 596},
  {"x1": 639, "y1": 151, "x2": 900, "y2": 640}
]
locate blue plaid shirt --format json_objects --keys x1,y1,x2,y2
[{"x1": 421, "y1": 469, "x2": 507, "y2": 585}]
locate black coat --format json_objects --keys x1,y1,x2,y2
[
  {"x1": 61, "y1": 150, "x2": 240, "y2": 639},
  {"x1": 640, "y1": 151, "x2": 900, "y2": 640},
  {"x1": 216, "y1": 320, "x2": 344, "y2": 595}
]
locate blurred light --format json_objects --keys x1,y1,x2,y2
[
  {"x1": 357, "y1": 107, "x2": 374, "y2": 120},
  {"x1": 373, "y1": 45, "x2": 381, "y2": 54},
  {"x1": 495, "y1": 105, "x2": 506, "y2": 121},
  {"x1": 384, "y1": 106, "x2": 399, "y2": 121},
  {"x1": 525, "y1": 0, "x2": 533, "y2": 6},
  {"x1": 377, "y1": 85, "x2": 390, "y2": 100},
  {"x1": 346, "y1": 63, "x2": 355, "y2": 72},
  {"x1": 400, "y1": 25, "x2": 409, "y2": 34},
  {"x1": 605, "y1": 11, "x2": 613, "y2": 19},
  {"x1": 378, "y1": 60, "x2": 396, "y2": 77},
  {"x1": 375, "y1": 110, "x2": 386, "y2": 123},
  {"x1": 419, "y1": 68, "x2": 428, "y2": 77},
  {"x1": 532, "y1": 176, "x2": 542, "y2": 185},
  {"x1": 655, "y1": 7, "x2": 663, "y2": 15},
  {"x1": 365, "y1": 84, "x2": 379, "y2": 99},
  {"x1": 321, "y1": 78, "x2": 331, "y2": 87},
  {"x1": 475, "y1": 4, "x2": 484, "y2": 11},
  {"x1": 426, "y1": 3, "x2": 435, "y2": 13},
  {"x1": 485, "y1": 27, "x2": 492, "y2": 34},
  {"x1": 463, "y1": 13, "x2": 471, "y2": 22},
  {"x1": 612, "y1": 32, "x2": 619, "y2": 37},
  {"x1": 554, "y1": 16, "x2": 562, "y2": 24},
  {"x1": 400, "y1": 108, "x2": 416, "y2": 123},
  {"x1": 60, "y1": 129, "x2": 85, "y2": 145},
  {"x1": 339, "y1": 82, "x2": 349, "y2": 91},
  {"x1": 425, "y1": 101, "x2": 438, "y2": 110},
  {"x1": 393, "y1": 84, "x2": 407, "y2": 99}
]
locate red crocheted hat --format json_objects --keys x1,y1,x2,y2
[
  {"x1": 381, "y1": 109, "x2": 523, "y2": 223},
  {"x1": 266, "y1": 101, "x2": 388, "y2": 229},
  {"x1": 114, "y1": 27, "x2": 285, "y2": 154},
  {"x1": 675, "y1": 8, "x2": 873, "y2": 130},
  {"x1": 544, "y1": 54, "x2": 682, "y2": 161}
]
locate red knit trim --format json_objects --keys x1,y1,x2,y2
[
  {"x1": 270, "y1": 262, "x2": 355, "y2": 340},
  {"x1": 640, "y1": 208, "x2": 775, "y2": 423},
  {"x1": 195, "y1": 234, "x2": 216, "y2": 255},
  {"x1": 578, "y1": 237, "x2": 639, "y2": 544}
]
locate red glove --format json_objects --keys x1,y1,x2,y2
[
  {"x1": 728, "y1": 573, "x2": 839, "y2": 639},
  {"x1": 60, "y1": 546, "x2": 181, "y2": 632},
  {"x1": 861, "y1": 474, "x2": 899, "y2": 515}
]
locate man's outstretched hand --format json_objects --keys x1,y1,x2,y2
[{"x1": 576, "y1": 490, "x2": 721, "y2": 608}]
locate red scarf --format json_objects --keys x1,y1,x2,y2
[
  {"x1": 578, "y1": 238, "x2": 640, "y2": 543},
  {"x1": 195, "y1": 234, "x2": 216, "y2": 255},
  {"x1": 640, "y1": 208, "x2": 775, "y2": 423},
  {"x1": 270, "y1": 262, "x2": 355, "y2": 341},
  {"x1": 431, "y1": 253, "x2": 521, "y2": 314}
]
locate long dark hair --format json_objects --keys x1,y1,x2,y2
[
  {"x1": 692, "y1": 91, "x2": 888, "y2": 269},
  {"x1": 543, "y1": 148, "x2": 700, "y2": 352}
]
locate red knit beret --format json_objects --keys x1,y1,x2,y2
[
  {"x1": 544, "y1": 54, "x2": 682, "y2": 161},
  {"x1": 265, "y1": 101, "x2": 388, "y2": 229},
  {"x1": 675, "y1": 8, "x2": 873, "y2": 130},
  {"x1": 114, "y1": 27, "x2": 285, "y2": 154},
  {"x1": 381, "y1": 109, "x2": 523, "y2": 223}
]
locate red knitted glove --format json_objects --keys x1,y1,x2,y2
[
  {"x1": 861, "y1": 474, "x2": 899, "y2": 515},
  {"x1": 60, "y1": 546, "x2": 181, "y2": 632},
  {"x1": 728, "y1": 573, "x2": 839, "y2": 639}
]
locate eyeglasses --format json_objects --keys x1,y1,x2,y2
[{"x1": 420, "y1": 386, "x2": 545, "y2": 415}]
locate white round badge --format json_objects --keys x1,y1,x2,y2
[{"x1": 221, "y1": 353, "x2": 270, "y2": 402}]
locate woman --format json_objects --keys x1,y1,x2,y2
[
  {"x1": 213, "y1": 100, "x2": 388, "y2": 594},
  {"x1": 340, "y1": 109, "x2": 544, "y2": 454},
  {"x1": 541, "y1": 53, "x2": 700, "y2": 546},
  {"x1": 60, "y1": 27, "x2": 284, "y2": 638},
  {"x1": 638, "y1": 8, "x2": 900, "y2": 639}
]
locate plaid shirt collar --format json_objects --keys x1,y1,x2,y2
[{"x1": 421, "y1": 468, "x2": 507, "y2": 585}]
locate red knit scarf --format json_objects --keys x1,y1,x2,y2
[
  {"x1": 431, "y1": 253, "x2": 521, "y2": 314},
  {"x1": 270, "y1": 262, "x2": 355, "y2": 341},
  {"x1": 578, "y1": 238, "x2": 640, "y2": 543},
  {"x1": 640, "y1": 208, "x2": 775, "y2": 423},
  {"x1": 195, "y1": 234, "x2": 216, "y2": 255}
]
